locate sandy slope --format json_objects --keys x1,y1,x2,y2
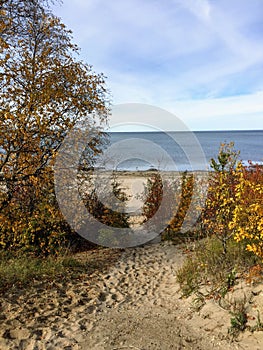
[
  {"x1": 1, "y1": 241, "x2": 263, "y2": 350},
  {"x1": 1, "y1": 171, "x2": 263, "y2": 349}
]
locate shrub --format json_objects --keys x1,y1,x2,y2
[
  {"x1": 142, "y1": 171, "x2": 197, "y2": 240},
  {"x1": 82, "y1": 173, "x2": 130, "y2": 229},
  {"x1": 200, "y1": 142, "x2": 240, "y2": 254},
  {"x1": 230, "y1": 162, "x2": 263, "y2": 260},
  {"x1": 0, "y1": 171, "x2": 71, "y2": 255}
]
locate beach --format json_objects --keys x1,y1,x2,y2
[
  {"x1": 2, "y1": 0, "x2": 263, "y2": 348},
  {"x1": 1, "y1": 170, "x2": 263, "y2": 349},
  {"x1": 1, "y1": 241, "x2": 263, "y2": 349},
  {"x1": 79, "y1": 169, "x2": 210, "y2": 228}
]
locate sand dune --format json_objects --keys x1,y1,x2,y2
[
  {"x1": 1, "y1": 241, "x2": 263, "y2": 349},
  {"x1": 1, "y1": 171, "x2": 263, "y2": 349}
]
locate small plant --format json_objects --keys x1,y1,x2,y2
[
  {"x1": 176, "y1": 254, "x2": 201, "y2": 297},
  {"x1": 83, "y1": 173, "x2": 130, "y2": 230},
  {"x1": 227, "y1": 268, "x2": 237, "y2": 289},
  {"x1": 228, "y1": 309, "x2": 248, "y2": 338},
  {"x1": 219, "y1": 268, "x2": 237, "y2": 298},
  {"x1": 176, "y1": 235, "x2": 257, "y2": 299},
  {"x1": 166, "y1": 171, "x2": 194, "y2": 234},
  {"x1": 249, "y1": 310, "x2": 263, "y2": 332},
  {"x1": 229, "y1": 311, "x2": 247, "y2": 336},
  {"x1": 227, "y1": 296, "x2": 248, "y2": 338},
  {"x1": 142, "y1": 171, "x2": 163, "y2": 222},
  {"x1": 191, "y1": 291, "x2": 206, "y2": 312},
  {"x1": 210, "y1": 141, "x2": 240, "y2": 172},
  {"x1": 141, "y1": 171, "x2": 199, "y2": 241}
]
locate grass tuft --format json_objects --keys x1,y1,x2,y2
[
  {"x1": 0, "y1": 247, "x2": 121, "y2": 293},
  {"x1": 176, "y1": 235, "x2": 259, "y2": 298}
]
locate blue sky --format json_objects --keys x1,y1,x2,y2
[{"x1": 52, "y1": 0, "x2": 263, "y2": 131}]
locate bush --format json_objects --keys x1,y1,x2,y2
[
  {"x1": 141, "y1": 171, "x2": 198, "y2": 240},
  {"x1": 0, "y1": 171, "x2": 71, "y2": 255},
  {"x1": 200, "y1": 142, "x2": 240, "y2": 254},
  {"x1": 177, "y1": 143, "x2": 263, "y2": 299},
  {"x1": 230, "y1": 162, "x2": 263, "y2": 259}
]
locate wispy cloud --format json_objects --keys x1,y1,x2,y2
[{"x1": 53, "y1": 0, "x2": 263, "y2": 130}]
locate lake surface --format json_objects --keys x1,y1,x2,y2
[{"x1": 98, "y1": 130, "x2": 263, "y2": 171}]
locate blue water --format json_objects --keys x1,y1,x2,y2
[{"x1": 101, "y1": 130, "x2": 263, "y2": 171}]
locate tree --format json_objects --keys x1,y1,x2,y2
[{"x1": 0, "y1": 0, "x2": 109, "y2": 252}]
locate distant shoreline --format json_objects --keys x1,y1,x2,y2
[
  {"x1": 108, "y1": 129, "x2": 263, "y2": 133},
  {"x1": 79, "y1": 169, "x2": 211, "y2": 177}
]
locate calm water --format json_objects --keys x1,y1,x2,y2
[{"x1": 102, "y1": 130, "x2": 263, "y2": 171}]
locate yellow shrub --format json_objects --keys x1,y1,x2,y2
[{"x1": 230, "y1": 163, "x2": 263, "y2": 259}]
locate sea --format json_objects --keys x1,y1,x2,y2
[{"x1": 100, "y1": 130, "x2": 263, "y2": 171}]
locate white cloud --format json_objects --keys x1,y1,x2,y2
[
  {"x1": 166, "y1": 91, "x2": 263, "y2": 130},
  {"x1": 52, "y1": 0, "x2": 263, "y2": 130},
  {"x1": 108, "y1": 91, "x2": 263, "y2": 131},
  {"x1": 176, "y1": 0, "x2": 211, "y2": 22}
]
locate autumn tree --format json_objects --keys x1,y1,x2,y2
[{"x1": 0, "y1": 0, "x2": 109, "y2": 252}]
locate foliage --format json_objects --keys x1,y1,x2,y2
[
  {"x1": 210, "y1": 141, "x2": 240, "y2": 172},
  {"x1": 142, "y1": 172, "x2": 163, "y2": 222},
  {"x1": 82, "y1": 173, "x2": 130, "y2": 229},
  {"x1": 175, "y1": 143, "x2": 263, "y2": 337},
  {"x1": 0, "y1": 170, "x2": 71, "y2": 254},
  {"x1": 245, "y1": 264, "x2": 263, "y2": 285},
  {"x1": 201, "y1": 142, "x2": 263, "y2": 260},
  {"x1": 175, "y1": 252, "x2": 202, "y2": 296},
  {"x1": 166, "y1": 171, "x2": 194, "y2": 233},
  {"x1": 200, "y1": 142, "x2": 240, "y2": 254},
  {"x1": 179, "y1": 142, "x2": 263, "y2": 285},
  {"x1": 0, "y1": 249, "x2": 80, "y2": 291},
  {"x1": 77, "y1": 172, "x2": 131, "y2": 247},
  {"x1": 141, "y1": 171, "x2": 197, "y2": 240},
  {"x1": 0, "y1": 0, "x2": 109, "y2": 253},
  {"x1": 229, "y1": 162, "x2": 263, "y2": 259},
  {"x1": 176, "y1": 144, "x2": 263, "y2": 338}
]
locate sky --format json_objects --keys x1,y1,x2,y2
[{"x1": 52, "y1": 0, "x2": 263, "y2": 131}]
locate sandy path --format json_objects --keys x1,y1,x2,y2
[
  {"x1": 1, "y1": 242, "x2": 263, "y2": 349},
  {"x1": 79, "y1": 241, "x2": 207, "y2": 350},
  {"x1": 77, "y1": 242, "x2": 233, "y2": 350}
]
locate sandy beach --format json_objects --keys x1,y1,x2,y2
[
  {"x1": 2, "y1": 0, "x2": 263, "y2": 347},
  {"x1": 1, "y1": 171, "x2": 263, "y2": 349},
  {"x1": 79, "y1": 170, "x2": 209, "y2": 229},
  {"x1": 1, "y1": 241, "x2": 263, "y2": 349}
]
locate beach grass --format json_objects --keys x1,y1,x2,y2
[
  {"x1": 0, "y1": 247, "x2": 121, "y2": 293},
  {"x1": 176, "y1": 235, "x2": 261, "y2": 298},
  {"x1": 0, "y1": 250, "x2": 82, "y2": 291}
]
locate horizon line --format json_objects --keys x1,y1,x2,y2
[{"x1": 107, "y1": 129, "x2": 263, "y2": 133}]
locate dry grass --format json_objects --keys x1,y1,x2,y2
[{"x1": 0, "y1": 247, "x2": 121, "y2": 293}]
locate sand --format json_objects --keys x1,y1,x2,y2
[
  {"x1": 1, "y1": 241, "x2": 263, "y2": 350},
  {"x1": 79, "y1": 170, "x2": 210, "y2": 230},
  {"x1": 1, "y1": 171, "x2": 263, "y2": 349}
]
